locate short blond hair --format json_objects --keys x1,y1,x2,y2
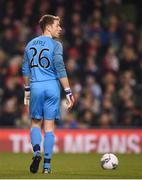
[{"x1": 39, "y1": 14, "x2": 60, "y2": 32}]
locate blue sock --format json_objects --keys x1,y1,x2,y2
[
  {"x1": 30, "y1": 127, "x2": 42, "y2": 157},
  {"x1": 43, "y1": 131, "x2": 55, "y2": 169}
]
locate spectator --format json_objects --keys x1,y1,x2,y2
[{"x1": 0, "y1": 0, "x2": 142, "y2": 128}]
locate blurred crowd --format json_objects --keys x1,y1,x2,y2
[{"x1": 0, "y1": 0, "x2": 142, "y2": 128}]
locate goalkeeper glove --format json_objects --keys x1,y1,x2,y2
[
  {"x1": 64, "y1": 88, "x2": 75, "y2": 111},
  {"x1": 24, "y1": 85, "x2": 30, "y2": 105}
]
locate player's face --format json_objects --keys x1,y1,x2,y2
[{"x1": 51, "y1": 20, "x2": 62, "y2": 38}]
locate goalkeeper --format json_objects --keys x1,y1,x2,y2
[{"x1": 22, "y1": 14, "x2": 75, "y2": 174}]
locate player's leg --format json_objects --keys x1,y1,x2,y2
[
  {"x1": 30, "y1": 119, "x2": 42, "y2": 157},
  {"x1": 30, "y1": 119, "x2": 42, "y2": 173},
  {"x1": 29, "y1": 83, "x2": 44, "y2": 173},
  {"x1": 42, "y1": 80, "x2": 60, "y2": 173},
  {"x1": 43, "y1": 120, "x2": 55, "y2": 173}
]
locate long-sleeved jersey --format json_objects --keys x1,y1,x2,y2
[{"x1": 22, "y1": 35, "x2": 67, "y2": 82}]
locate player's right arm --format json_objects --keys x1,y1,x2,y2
[
  {"x1": 53, "y1": 41, "x2": 75, "y2": 110},
  {"x1": 22, "y1": 48, "x2": 31, "y2": 105}
]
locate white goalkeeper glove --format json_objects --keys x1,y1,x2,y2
[
  {"x1": 64, "y1": 88, "x2": 75, "y2": 111},
  {"x1": 24, "y1": 85, "x2": 30, "y2": 105}
]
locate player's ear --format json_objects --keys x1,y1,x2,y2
[{"x1": 46, "y1": 25, "x2": 51, "y2": 32}]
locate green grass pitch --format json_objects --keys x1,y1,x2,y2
[{"x1": 0, "y1": 153, "x2": 142, "y2": 179}]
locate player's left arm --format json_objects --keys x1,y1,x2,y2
[
  {"x1": 22, "y1": 49, "x2": 31, "y2": 105},
  {"x1": 53, "y1": 41, "x2": 75, "y2": 110}
]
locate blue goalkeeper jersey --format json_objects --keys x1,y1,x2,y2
[{"x1": 22, "y1": 35, "x2": 67, "y2": 82}]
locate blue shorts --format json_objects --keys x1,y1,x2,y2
[{"x1": 29, "y1": 80, "x2": 61, "y2": 120}]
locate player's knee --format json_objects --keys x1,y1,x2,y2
[
  {"x1": 44, "y1": 120, "x2": 55, "y2": 132},
  {"x1": 31, "y1": 119, "x2": 42, "y2": 128}
]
